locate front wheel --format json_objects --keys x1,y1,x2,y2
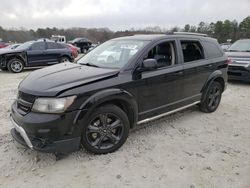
[
  {"x1": 7, "y1": 58, "x2": 24, "y2": 73},
  {"x1": 81, "y1": 105, "x2": 130, "y2": 154},
  {"x1": 199, "y1": 81, "x2": 223, "y2": 113}
]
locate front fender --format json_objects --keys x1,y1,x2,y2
[{"x1": 73, "y1": 88, "x2": 138, "y2": 128}]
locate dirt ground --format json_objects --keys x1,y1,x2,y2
[{"x1": 0, "y1": 69, "x2": 250, "y2": 188}]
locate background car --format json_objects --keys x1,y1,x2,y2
[
  {"x1": 220, "y1": 43, "x2": 232, "y2": 51},
  {"x1": 0, "y1": 43, "x2": 21, "y2": 50},
  {"x1": 0, "y1": 40, "x2": 73, "y2": 73},
  {"x1": 66, "y1": 43, "x2": 79, "y2": 58},
  {"x1": 226, "y1": 39, "x2": 250, "y2": 82},
  {"x1": 0, "y1": 41, "x2": 9, "y2": 49},
  {"x1": 69, "y1": 38, "x2": 92, "y2": 53}
]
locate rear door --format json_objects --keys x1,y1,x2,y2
[
  {"x1": 26, "y1": 42, "x2": 46, "y2": 66},
  {"x1": 178, "y1": 39, "x2": 214, "y2": 102},
  {"x1": 44, "y1": 42, "x2": 62, "y2": 64}
]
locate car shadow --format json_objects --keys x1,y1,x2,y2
[
  {"x1": 0, "y1": 67, "x2": 41, "y2": 74},
  {"x1": 228, "y1": 80, "x2": 250, "y2": 86}
]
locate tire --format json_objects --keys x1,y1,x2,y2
[
  {"x1": 7, "y1": 58, "x2": 24, "y2": 73},
  {"x1": 59, "y1": 56, "x2": 70, "y2": 63},
  {"x1": 81, "y1": 105, "x2": 130, "y2": 154},
  {"x1": 81, "y1": 48, "x2": 87, "y2": 54},
  {"x1": 199, "y1": 81, "x2": 223, "y2": 113}
]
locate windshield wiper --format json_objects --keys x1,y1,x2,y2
[{"x1": 81, "y1": 62, "x2": 100, "y2": 68}]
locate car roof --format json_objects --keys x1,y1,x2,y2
[{"x1": 112, "y1": 34, "x2": 217, "y2": 43}]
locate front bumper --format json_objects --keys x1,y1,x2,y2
[
  {"x1": 10, "y1": 102, "x2": 82, "y2": 153},
  {"x1": 228, "y1": 65, "x2": 250, "y2": 82}
]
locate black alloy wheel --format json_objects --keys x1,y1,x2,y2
[
  {"x1": 200, "y1": 81, "x2": 222, "y2": 113},
  {"x1": 81, "y1": 105, "x2": 130, "y2": 154}
]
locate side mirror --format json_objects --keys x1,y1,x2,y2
[{"x1": 141, "y1": 59, "x2": 157, "y2": 71}]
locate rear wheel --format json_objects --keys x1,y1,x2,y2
[
  {"x1": 7, "y1": 58, "x2": 24, "y2": 73},
  {"x1": 199, "y1": 81, "x2": 222, "y2": 113},
  {"x1": 81, "y1": 48, "x2": 87, "y2": 54},
  {"x1": 59, "y1": 56, "x2": 70, "y2": 63},
  {"x1": 81, "y1": 105, "x2": 130, "y2": 154}
]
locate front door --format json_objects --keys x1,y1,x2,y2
[{"x1": 133, "y1": 40, "x2": 185, "y2": 120}]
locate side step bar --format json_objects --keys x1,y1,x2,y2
[{"x1": 137, "y1": 101, "x2": 200, "y2": 125}]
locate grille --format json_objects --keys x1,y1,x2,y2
[
  {"x1": 228, "y1": 66, "x2": 246, "y2": 71},
  {"x1": 17, "y1": 91, "x2": 36, "y2": 115},
  {"x1": 18, "y1": 91, "x2": 36, "y2": 103}
]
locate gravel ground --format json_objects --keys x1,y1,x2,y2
[{"x1": 0, "y1": 69, "x2": 250, "y2": 188}]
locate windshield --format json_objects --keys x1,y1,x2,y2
[
  {"x1": 16, "y1": 41, "x2": 34, "y2": 50},
  {"x1": 77, "y1": 39, "x2": 149, "y2": 69},
  {"x1": 228, "y1": 40, "x2": 250, "y2": 52}
]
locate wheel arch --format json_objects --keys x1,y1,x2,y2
[
  {"x1": 201, "y1": 70, "x2": 225, "y2": 102},
  {"x1": 74, "y1": 88, "x2": 138, "y2": 129},
  {"x1": 5, "y1": 53, "x2": 26, "y2": 66}
]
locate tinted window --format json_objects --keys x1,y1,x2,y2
[
  {"x1": 47, "y1": 42, "x2": 58, "y2": 49},
  {"x1": 30, "y1": 42, "x2": 45, "y2": 51},
  {"x1": 57, "y1": 43, "x2": 67, "y2": 49},
  {"x1": 181, "y1": 41, "x2": 204, "y2": 62},
  {"x1": 203, "y1": 41, "x2": 223, "y2": 58},
  {"x1": 144, "y1": 41, "x2": 176, "y2": 68}
]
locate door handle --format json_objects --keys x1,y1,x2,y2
[
  {"x1": 205, "y1": 64, "x2": 213, "y2": 68},
  {"x1": 173, "y1": 71, "x2": 183, "y2": 76}
]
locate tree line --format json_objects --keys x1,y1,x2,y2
[{"x1": 0, "y1": 16, "x2": 249, "y2": 44}]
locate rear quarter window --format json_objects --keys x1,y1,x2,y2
[{"x1": 203, "y1": 41, "x2": 223, "y2": 58}]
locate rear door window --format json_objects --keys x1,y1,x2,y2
[
  {"x1": 30, "y1": 42, "x2": 45, "y2": 51},
  {"x1": 46, "y1": 42, "x2": 59, "y2": 49},
  {"x1": 181, "y1": 41, "x2": 204, "y2": 62}
]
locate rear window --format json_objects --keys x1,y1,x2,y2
[
  {"x1": 203, "y1": 41, "x2": 223, "y2": 58},
  {"x1": 181, "y1": 41, "x2": 204, "y2": 62}
]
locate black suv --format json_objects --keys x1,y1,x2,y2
[
  {"x1": 10, "y1": 34, "x2": 228, "y2": 154},
  {"x1": 69, "y1": 38, "x2": 92, "y2": 53},
  {"x1": 0, "y1": 40, "x2": 73, "y2": 73}
]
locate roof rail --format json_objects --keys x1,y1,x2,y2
[{"x1": 173, "y1": 32, "x2": 208, "y2": 37}]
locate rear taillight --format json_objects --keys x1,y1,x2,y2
[{"x1": 226, "y1": 58, "x2": 232, "y2": 65}]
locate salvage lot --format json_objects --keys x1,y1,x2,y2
[{"x1": 0, "y1": 69, "x2": 250, "y2": 188}]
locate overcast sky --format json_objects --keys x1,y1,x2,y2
[{"x1": 0, "y1": 0, "x2": 249, "y2": 30}]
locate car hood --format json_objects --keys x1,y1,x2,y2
[
  {"x1": 19, "y1": 63, "x2": 119, "y2": 96},
  {"x1": 226, "y1": 51, "x2": 250, "y2": 59},
  {"x1": 0, "y1": 48, "x2": 23, "y2": 55}
]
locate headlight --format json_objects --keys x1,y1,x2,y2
[{"x1": 32, "y1": 96, "x2": 76, "y2": 113}]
